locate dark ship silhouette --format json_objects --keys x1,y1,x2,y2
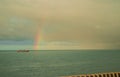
[{"x1": 17, "y1": 50, "x2": 29, "y2": 52}]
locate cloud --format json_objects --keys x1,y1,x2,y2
[{"x1": 0, "y1": 0, "x2": 120, "y2": 49}]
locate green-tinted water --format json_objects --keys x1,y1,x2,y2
[{"x1": 0, "y1": 50, "x2": 120, "y2": 77}]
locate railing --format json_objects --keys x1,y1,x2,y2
[{"x1": 61, "y1": 72, "x2": 120, "y2": 77}]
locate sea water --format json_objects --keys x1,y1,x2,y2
[{"x1": 0, "y1": 50, "x2": 120, "y2": 77}]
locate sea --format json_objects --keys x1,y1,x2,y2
[{"x1": 0, "y1": 50, "x2": 120, "y2": 77}]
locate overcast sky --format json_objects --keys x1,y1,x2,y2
[{"x1": 0, "y1": 0, "x2": 120, "y2": 50}]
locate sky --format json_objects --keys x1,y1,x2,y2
[{"x1": 0, "y1": 0, "x2": 120, "y2": 50}]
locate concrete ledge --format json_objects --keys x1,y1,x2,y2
[{"x1": 61, "y1": 72, "x2": 120, "y2": 77}]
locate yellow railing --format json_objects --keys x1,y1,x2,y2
[{"x1": 61, "y1": 72, "x2": 120, "y2": 77}]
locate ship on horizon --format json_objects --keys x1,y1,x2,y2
[{"x1": 17, "y1": 50, "x2": 29, "y2": 52}]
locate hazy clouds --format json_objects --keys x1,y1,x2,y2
[{"x1": 0, "y1": 0, "x2": 120, "y2": 49}]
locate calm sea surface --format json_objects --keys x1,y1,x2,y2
[{"x1": 0, "y1": 50, "x2": 120, "y2": 77}]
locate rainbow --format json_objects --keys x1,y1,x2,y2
[
  {"x1": 34, "y1": 16, "x2": 45, "y2": 50},
  {"x1": 34, "y1": 27, "x2": 41, "y2": 50}
]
